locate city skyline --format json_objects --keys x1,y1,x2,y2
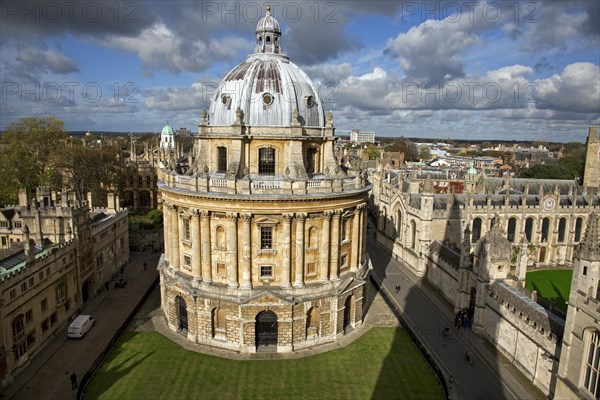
[{"x1": 1, "y1": 0, "x2": 599, "y2": 141}]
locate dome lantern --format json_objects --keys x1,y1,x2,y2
[{"x1": 255, "y1": 5, "x2": 282, "y2": 54}]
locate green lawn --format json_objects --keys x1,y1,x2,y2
[
  {"x1": 85, "y1": 328, "x2": 443, "y2": 400},
  {"x1": 525, "y1": 269, "x2": 573, "y2": 312}
]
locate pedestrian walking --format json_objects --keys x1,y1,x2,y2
[
  {"x1": 395, "y1": 284, "x2": 400, "y2": 293},
  {"x1": 70, "y1": 372, "x2": 78, "y2": 390},
  {"x1": 143, "y1": 262, "x2": 147, "y2": 271}
]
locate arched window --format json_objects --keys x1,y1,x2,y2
[
  {"x1": 410, "y1": 220, "x2": 417, "y2": 249},
  {"x1": 306, "y1": 147, "x2": 317, "y2": 174},
  {"x1": 12, "y1": 314, "x2": 26, "y2": 360},
  {"x1": 541, "y1": 218, "x2": 550, "y2": 242},
  {"x1": 258, "y1": 148, "x2": 276, "y2": 175},
  {"x1": 216, "y1": 226, "x2": 226, "y2": 250},
  {"x1": 266, "y1": 36, "x2": 271, "y2": 44},
  {"x1": 558, "y1": 218, "x2": 567, "y2": 243},
  {"x1": 217, "y1": 146, "x2": 227, "y2": 173},
  {"x1": 507, "y1": 217, "x2": 517, "y2": 242},
  {"x1": 472, "y1": 218, "x2": 482, "y2": 242},
  {"x1": 306, "y1": 307, "x2": 320, "y2": 338},
  {"x1": 583, "y1": 330, "x2": 600, "y2": 399},
  {"x1": 308, "y1": 226, "x2": 318, "y2": 248},
  {"x1": 212, "y1": 308, "x2": 227, "y2": 340},
  {"x1": 525, "y1": 218, "x2": 534, "y2": 242},
  {"x1": 396, "y1": 210, "x2": 402, "y2": 239},
  {"x1": 123, "y1": 191, "x2": 134, "y2": 207},
  {"x1": 575, "y1": 217, "x2": 584, "y2": 242}
]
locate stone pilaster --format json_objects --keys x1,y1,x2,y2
[
  {"x1": 319, "y1": 211, "x2": 332, "y2": 282},
  {"x1": 282, "y1": 214, "x2": 293, "y2": 288},
  {"x1": 191, "y1": 210, "x2": 202, "y2": 280},
  {"x1": 240, "y1": 213, "x2": 252, "y2": 289},
  {"x1": 200, "y1": 211, "x2": 212, "y2": 284},
  {"x1": 360, "y1": 204, "x2": 367, "y2": 265},
  {"x1": 164, "y1": 203, "x2": 172, "y2": 263},
  {"x1": 227, "y1": 213, "x2": 239, "y2": 288},
  {"x1": 330, "y1": 210, "x2": 341, "y2": 281},
  {"x1": 294, "y1": 213, "x2": 306, "y2": 288}
]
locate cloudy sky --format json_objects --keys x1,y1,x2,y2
[{"x1": 1, "y1": 1, "x2": 598, "y2": 141}]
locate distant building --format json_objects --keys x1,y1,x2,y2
[
  {"x1": 0, "y1": 188, "x2": 128, "y2": 387},
  {"x1": 350, "y1": 129, "x2": 375, "y2": 144}
]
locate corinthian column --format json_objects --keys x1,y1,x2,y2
[
  {"x1": 293, "y1": 213, "x2": 306, "y2": 288},
  {"x1": 163, "y1": 203, "x2": 172, "y2": 263},
  {"x1": 281, "y1": 214, "x2": 293, "y2": 288},
  {"x1": 351, "y1": 207, "x2": 361, "y2": 272},
  {"x1": 171, "y1": 206, "x2": 180, "y2": 269},
  {"x1": 330, "y1": 210, "x2": 341, "y2": 281},
  {"x1": 200, "y1": 211, "x2": 212, "y2": 284},
  {"x1": 191, "y1": 210, "x2": 201, "y2": 281},
  {"x1": 240, "y1": 213, "x2": 252, "y2": 289},
  {"x1": 319, "y1": 211, "x2": 332, "y2": 282},
  {"x1": 227, "y1": 213, "x2": 239, "y2": 288}
]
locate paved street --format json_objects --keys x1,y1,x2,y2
[
  {"x1": 367, "y1": 233, "x2": 545, "y2": 400},
  {"x1": 0, "y1": 251, "x2": 160, "y2": 400}
]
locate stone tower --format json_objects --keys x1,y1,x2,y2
[
  {"x1": 555, "y1": 213, "x2": 600, "y2": 399},
  {"x1": 582, "y1": 127, "x2": 599, "y2": 189}
]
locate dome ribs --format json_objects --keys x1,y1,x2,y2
[{"x1": 255, "y1": 60, "x2": 282, "y2": 94}]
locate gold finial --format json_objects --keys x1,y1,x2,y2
[{"x1": 266, "y1": 4, "x2": 271, "y2": 13}]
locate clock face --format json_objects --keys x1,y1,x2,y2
[{"x1": 543, "y1": 196, "x2": 556, "y2": 212}]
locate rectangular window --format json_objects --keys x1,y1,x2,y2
[
  {"x1": 306, "y1": 148, "x2": 316, "y2": 174},
  {"x1": 183, "y1": 255, "x2": 191, "y2": 271},
  {"x1": 9, "y1": 289, "x2": 16, "y2": 300},
  {"x1": 217, "y1": 262, "x2": 226, "y2": 275},
  {"x1": 27, "y1": 332, "x2": 35, "y2": 346},
  {"x1": 42, "y1": 319, "x2": 49, "y2": 333},
  {"x1": 584, "y1": 331, "x2": 600, "y2": 399},
  {"x1": 41, "y1": 298, "x2": 47, "y2": 313},
  {"x1": 25, "y1": 309, "x2": 33, "y2": 324},
  {"x1": 260, "y1": 227, "x2": 273, "y2": 249},
  {"x1": 258, "y1": 148, "x2": 276, "y2": 175},
  {"x1": 56, "y1": 280, "x2": 66, "y2": 304},
  {"x1": 21, "y1": 282, "x2": 27, "y2": 292},
  {"x1": 14, "y1": 222, "x2": 22, "y2": 228},
  {"x1": 260, "y1": 265, "x2": 273, "y2": 278},
  {"x1": 183, "y1": 219, "x2": 190, "y2": 241},
  {"x1": 29, "y1": 277, "x2": 34, "y2": 287},
  {"x1": 307, "y1": 262, "x2": 316, "y2": 275},
  {"x1": 217, "y1": 146, "x2": 227, "y2": 173}
]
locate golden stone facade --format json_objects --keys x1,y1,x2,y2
[{"x1": 157, "y1": 8, "x2": 371, "y2": 352}]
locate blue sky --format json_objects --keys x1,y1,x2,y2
[{"x1": 1, "y1": 1, "x2": 598, "y2": 141}]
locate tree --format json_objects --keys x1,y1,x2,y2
[
  {"x1": 364, "y1": 145, "x2": 381, "y2": 160},
  {"x1": 0, "y1": 117, "x2": 67, "y2": 205},
  {"x1": 418, "y1": 147, "x2": 432, "y2": 161}
]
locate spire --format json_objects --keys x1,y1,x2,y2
[{"x1": 578, "y1": 213, "x2": 600, "y2": 259}]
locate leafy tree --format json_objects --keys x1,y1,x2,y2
[
  {"x1": 418, "y1": 147, "x2": 432, "y2": 160},
  {"x1": 0, "y1": 117, "x2": 67, "y2": 205},
  {"x1": 364, "y1": 145, "x2": 381, "y2": 160}
]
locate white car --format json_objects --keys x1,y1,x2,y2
[{"x1": 67, "y1": 315, "x2": 95, "y2": 338}]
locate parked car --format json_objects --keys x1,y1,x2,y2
[{"x1": 67, "y1": 315, "x2": 95, "y2": 338}]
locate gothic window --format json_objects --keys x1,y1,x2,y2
[
  {"x1": 507, "y1": 218, "x2": 517, "y2": 242},
  {"x1": 410, "y1": 220, "x2": 417, "y2": 249},
  {"x1": 575, "y1": 217, "x2": 584, "y2": 242},
  {"x1": 525, "y1": 217, "x2": 534, "y2": 242},
  {"x1": 558, "y1": 218, "x2": 567, "y2": 243},
  {"x1": 217, "y1": 146, "x2": 227, "y2": 173},
  {"x1": 396, "y1": 210, "x2": 402, "y2": 239},
  {"x1": 12, "y1": 314, "x2": 26, "y2": 359},
  {"x1": 472, "y1": 218, "x2": 482, "y2": 242},
  {"x1": 541, "y1": 218, "x2": 550, "y2": 242},
  {"x1": 258, "y1": 148, "x2": 275, "y2": 175},
  {"x1": 123, "y1": 191, "x2": 134, "y2": 207},
  {"x1": 306, "y1": 147, "x2": 317, "y2": 174},
  {"x1": 583, "y1": 330, "x2": 600, "y2": 399},
  {"x1": 55, "y1": 279, "x2": 66, "y2": 305},
  {"x1": 261, "y1": 227, "x2": 273, "y2": 249}
]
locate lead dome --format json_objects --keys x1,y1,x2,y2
[{"x1": 208, "y1": 6, "x2": 325, "y2": 128}]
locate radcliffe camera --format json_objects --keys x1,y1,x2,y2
[{"x1": 0, "y1": 2, "x2": 599, "y2": 400}]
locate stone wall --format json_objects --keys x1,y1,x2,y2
[{"x1": 129, "y1": 227, "x2": 163, "y2": 252}]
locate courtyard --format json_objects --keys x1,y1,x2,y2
[{"x1": 525, "y1": 269, "x2": 573, "y2": 313}]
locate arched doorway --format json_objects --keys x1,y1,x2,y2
[
  {"x1": 539, "y1": 246, "x2": 546, "y2": 263},
  {"x1": 255, "y1": 311, "x2": 278, "y2": 348},
  {"x1": 177, "y1": 296, "x2": 188, "y2": 332},
  {"x1": 343, "y1": 295, "x2": 353, "y2": 332}
]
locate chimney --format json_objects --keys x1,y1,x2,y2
[{"x1": 23, "y1": 225, "x2": 36, "y2": 263}]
